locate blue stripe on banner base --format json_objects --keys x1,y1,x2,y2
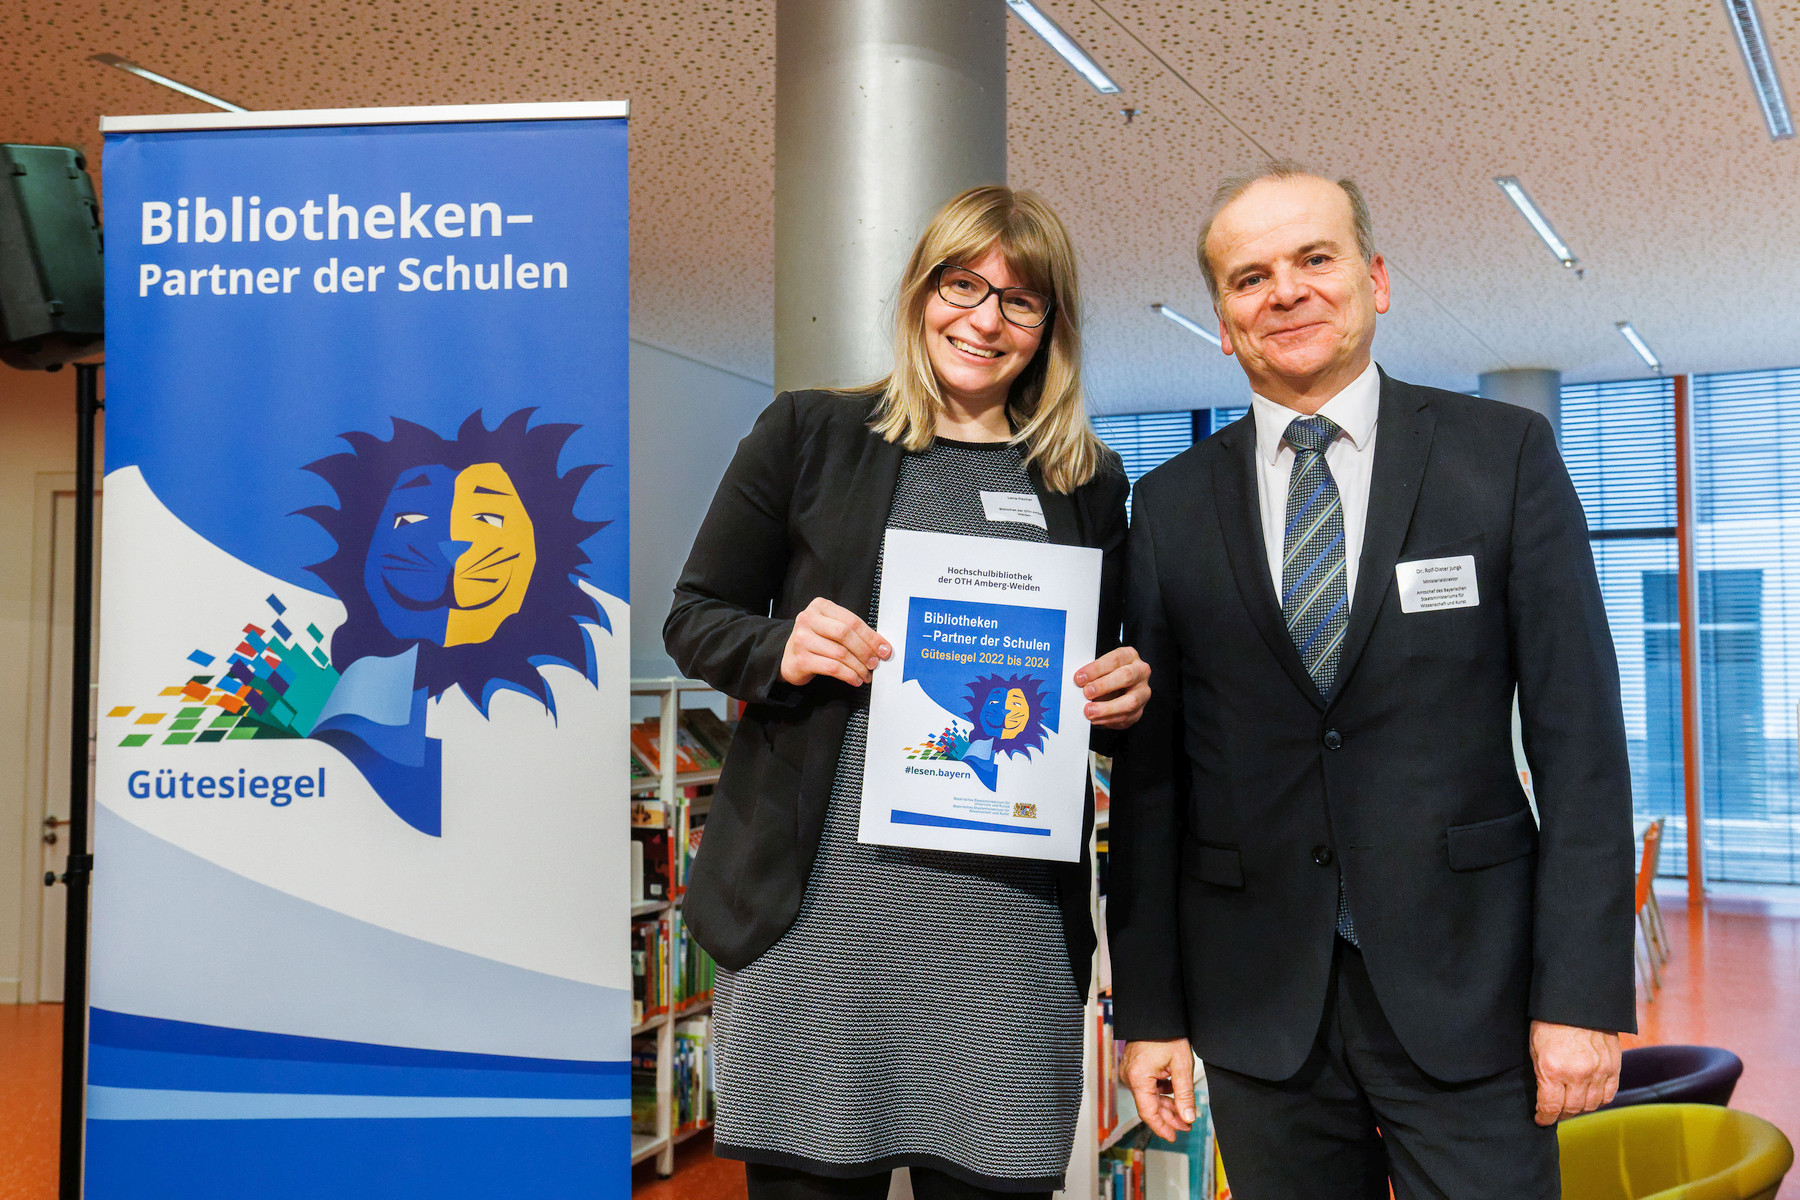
[
  {"x1": 87, "y1": 1086, "x2": 630, "y2": 1120},
  {"x1": 89, "y1": 1045, "x2": 627, "y2": 1099},
  {"x1": 85, "y1": 1115, "x2": 628, "y2": 1200},
  {"x1": 889, "y1": 810, "x2": 1052, "y2": 836},
  {"x1": 90, "y1": 1008, "x2": 626, "y2": 1075}
]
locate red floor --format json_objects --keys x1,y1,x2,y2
[
  {"x1": 634, "y1": 1133, "x2": 747, "y2": 1200},
  {"x1": 0, "y1": 894, "x2": 1792, "y2": 1200},
  {"x1": 0, "y1": 1004, "x2": 62, "y2": 1200},
  {"x1": 1624, "y1": 887, "x2": 1800, "y2": 1200}
]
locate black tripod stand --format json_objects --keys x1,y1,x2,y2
[{"x1": 42, "y1": 360, "x2": 102, "y2": 1200}]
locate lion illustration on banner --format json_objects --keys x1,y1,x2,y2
[{"x1": 106, "y1": 409, "x2": 612, "y2": 837}]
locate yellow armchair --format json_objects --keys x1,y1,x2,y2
[{"x1": 1559, "y1": 1103, "x2": 1794, "y2": 1200}]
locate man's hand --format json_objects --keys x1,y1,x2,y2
[
  {"x1": 1530, "y1": 1020, "x2": 1621, "y2": 1125},
  {"x1": 1120, "y1": 1039, "x2": 1197, "y2": 1141},
  {"x1": 1074, "y1": 646, "x2": 1151, "y2": 730}
]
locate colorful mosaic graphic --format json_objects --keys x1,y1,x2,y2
[
  {"x1": 904, "y1": 723, "x2": 970, "y2": 761},
  {"x1": 107, "y1": 594, "x2": 341, "y2": 748}
]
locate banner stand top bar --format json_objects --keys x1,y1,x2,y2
[{"x1": 101, "y1": 99, "x2": 628, "y2": 135}]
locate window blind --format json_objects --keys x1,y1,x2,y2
[
  {"x1": 1689, "y1": 367, "x2": 1800, "y2": 884},
  {"x1": 1090, "y1": 412, "x2": 1195, "y2": 486},
  {"x1": 1558, "y1": 378, "x2": 1685, "y2": 873},
  {"x1": 1207, "y1": 406, "x2": 1249, "y2": 436},
  {"x1": 1560, "y1": 378, "x2": 1677, "y2": 533}
]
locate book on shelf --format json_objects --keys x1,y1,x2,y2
[
  {"x1": 672, "y1": 1014, "x2": 714, "y2": 1133},
  {"x1": 1102, "y1": 1112, "x2": 1220, "y2": 1200},
  {"x1": 630, "y1": 1038, "x2": 658, "y2": 1135},
  {"x1": 632, "y1": 918, "x2": 669, "y2": 1024},
  {"x1": 668, "y1": 905, "x2": 716, "y2": 1009},
  {"x1": 1097, "y1": 995, "x2": 1120, "y2": 1140},
  {"x1": 1099, "y1": 1133, "x2": 1146, "y2": 1200},
  {"x1": 633, "y1": 828, "x2": 672, "y2": 902},
  {"x1": 673, "y1": 802, "x2": 709, "y2": 895},
  {"x1": 1096, "y1": 896, "x2": 1113, "y2": 994},
  {"x1": 630, "y1": 718, "x2": 708, "y2": 775},
  {"x1": 629, "y1": 732, "x2": 660, "y2": 777},
  {"x1": 683, "y1": 708, "x2": 737, "y2": 763},
  {"x1": 630, "y1": 798, "x2": 668, "y2": 828},
  {"x1": 1096, "y1": 831, "x2": 1111, "y2": 906},
  {"x1": 676, "y1": 721, "x2": 720, "y2": 771},
  {"x1": 1092, "y1": 752, "x2": 1112, "y2": 815}
]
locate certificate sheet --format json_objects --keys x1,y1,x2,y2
[{"x1": 859, "y1": 529, "x2": 1101, "y2": 862}]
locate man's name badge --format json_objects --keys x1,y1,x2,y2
[
  {"x1": 1396, "y1": 555, "x2": 1479, "y2": 613},
  {"x1": 980, "y1": 490, "x2": 1047, "y2": 530}
]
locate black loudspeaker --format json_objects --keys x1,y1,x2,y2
[{"x1": 0, "y1": 144, "x2": 103, "y2": 370}]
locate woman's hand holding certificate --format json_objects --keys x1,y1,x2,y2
[{"x1": 780, "y1": 597, "x2": 893, "y2": 687}]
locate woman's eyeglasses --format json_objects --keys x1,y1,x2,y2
[{"x1": 932, "y1": 263, "x2": 1054, "y2": 330}]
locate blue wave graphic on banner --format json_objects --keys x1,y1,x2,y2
[
  {"x1": 86, "y1": 1009, "x2": 629, "y2": 1196},
  {"x1": 86, "y1": 1118, "x2": 627, "y2": 1200}
]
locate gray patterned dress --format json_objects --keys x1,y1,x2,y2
[{"x1": 711, "y1": 437, "x2": 1084, "y2": 1192}]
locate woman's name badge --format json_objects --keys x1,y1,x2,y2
[{"x1": 980, "y1": 490, "x2": 1046, "y2": 530}]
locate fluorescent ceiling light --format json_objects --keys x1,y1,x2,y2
[
  {"x1": 1616, "y1": 321, "x2": 1662, "y2": 372},
  {"x1": 1152, "y1": 303, "x2": 1221, "y2": 347},
  {"x1": 1494, "y1": 177, "x2": 1579, "y2": 270},
  {"x1": 1005, "y1": 1, "x2": 1120, "y2": 95},
  {"x1": 1722, "y1": 0, "x2": 1796, "y2": 140},
  {"x1": 91, "y1": 53, "x2": 246, "y2": 113}
]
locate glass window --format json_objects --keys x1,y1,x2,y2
[
  {"x1": 1562, "y1": 367, "x2": 1800, "y2": 884},
  {"x1": 1559, "y1": 379, "x2": 1685, "y2": 874},
  {"x1": 1690, "y1": 368, "x2": 1800, "y2": 884},
  {"x1": 1090, "y1": 409, "x2": 1248, "y2": 516},
  {"x1": 1207, "y1": 407, "x2": 1249, "y2": 435},
  {"x1": 1090, "y1": 412, "x2": 1195, "y2": 487}
]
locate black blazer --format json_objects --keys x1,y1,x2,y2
[
  {"x1": 664, "y1": 390, "x2": 1130, "y2": 998},
  {"x1": 1108, "y1": 372, "x2": 1637, "y2": 1083}
]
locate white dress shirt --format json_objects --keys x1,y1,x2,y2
[{"x1": 1250, "y1": 360, "x2": 1382, "y2": 604}]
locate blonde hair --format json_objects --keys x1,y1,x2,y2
[{"x1": 851, "y1": 185, "x2": 1108, "y2": 494}]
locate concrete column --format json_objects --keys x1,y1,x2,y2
[
  {"x1": 775, "y1": 0, "x2": 1007, "y2": 393},
  {"x1": 1479, "y1": 368, "x2": 1562, "y2": 443}
]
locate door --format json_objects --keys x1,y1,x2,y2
[{"x1": 35, "y1": 487, "x2": 99, "y2": 1003}]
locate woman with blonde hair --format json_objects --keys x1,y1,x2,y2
[{"x1": 665, "y1": 185, "x2": 1149, "y2": 1200}]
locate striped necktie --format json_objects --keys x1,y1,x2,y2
[
  {"x1": 1281, "y1": 414, "x2": 1359, "y2": 945},
  {"x1": 1282, "y1": 416, "x2": 1350, "y2": 694}
]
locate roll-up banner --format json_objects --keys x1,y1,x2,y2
[{"x1": 91, "y1": 102, "x2": 630, "y2": 1199}]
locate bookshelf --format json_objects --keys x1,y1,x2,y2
[
  {"x1": 621, "y1": 703, "x2": 1215, "y2": 1193},
  {"x1": 629, "y1": 677, "x2": 724, "y2": 1176},
  {"x1": 1060, "y1": 755, "x2": 1220, "y2": 1200}
]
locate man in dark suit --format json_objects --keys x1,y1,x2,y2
[{"x1": 1109, "y1": 161, "x2": 1636, "y2": 1197}]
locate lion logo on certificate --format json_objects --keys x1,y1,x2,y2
[{"x1": 908, "y1": 669, "x2": 1052, "y2": 792}]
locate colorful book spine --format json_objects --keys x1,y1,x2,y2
[
  {"x1": 632, "y1": 918, "x2": 669, "y2": 1022},
  {"x1": 672, "y1": 1015, "x2": 714, "y2": 1133}
]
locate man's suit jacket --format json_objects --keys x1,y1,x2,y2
[
  {"x1": 1108, "y1": 371, "x2": 1637, "y2": 1084},
  {"x1": 664, "y1": 390, "x2": 1130, "y2": 999}
]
